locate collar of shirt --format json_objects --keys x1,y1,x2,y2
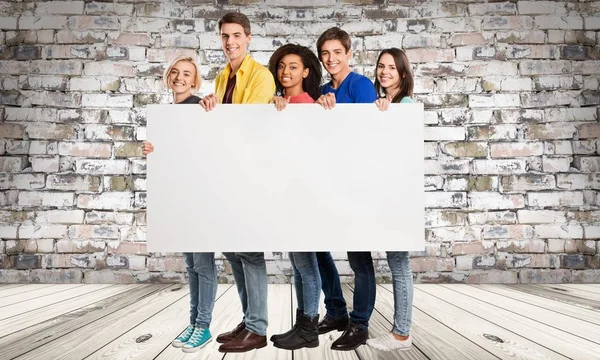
[{"x1": 221, "y1": 53, "x2": 251, "y2": 79}]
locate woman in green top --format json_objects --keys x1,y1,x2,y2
[
  {"x1": 370, "y1": 47, "x2": 415, "y2": 352},
  {"x1": 374, "y1": 48, "x2": 415, "y2": 108}
]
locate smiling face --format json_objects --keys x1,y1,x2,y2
[
  {"x1": 376, "y1": 53, "x2": 401, "y2": 94},
  {"x1": 277, "y1": 53, "x2": 309, "y2": 96},
  {"x1": 220, "y1": 22, "x2": 251, "y2": 64},
  {"x1": 319, "y1": 39, "x2": 351, "y2": 78},
  {"x1": 167, "y1": 60, "x2": 196, "y2": 98}
]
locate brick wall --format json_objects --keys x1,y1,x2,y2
[{"x1": 1, "y1": 0, "x2": 599, "y2": 284}]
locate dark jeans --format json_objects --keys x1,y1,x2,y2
[
  {"x1": 316, "y1": 252, "x2": 347, "y2": 319},
  {"x1": 317, "y1": 252, "x2": 375, "y2": 328},
  {"x1": 347, "y1": 251, "x2": 376, "y2": 328}
]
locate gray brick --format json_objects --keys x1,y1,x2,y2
[
  {"x1": 15, "y1": 254, "x2": 41, "y2": 269},
  {"x1": 560, "y1": 254, "x2": 587, "y2": 269},
  {"x1": 30, "y1": 269, "x2": 83, "y2": 283},
  {"x1": 519, "y1": 269, "x2": 571, "y2": 283}
]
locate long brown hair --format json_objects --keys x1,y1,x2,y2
[{"x1": 374, "y1": 48, "x2": 414, "y2": 103}]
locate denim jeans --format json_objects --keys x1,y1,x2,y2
[
  {"x1": 387, "y1": 251, "x2": 413, "y2": 336},
  {"x1": 347, "y1": 251, "x2": 376, "y2": 328},
  {"x1": 223, "y1": 252, "x2": 268, "y2": 336},
  {"x1": 316, "y1": 252, "x2": 348, "y2": 319},
  {"x1": 289, "y1": 252, "x2": 321, "y2": 318},
  {"x1": 184, "y1": 252, "x2": 217, "y2": 329}
]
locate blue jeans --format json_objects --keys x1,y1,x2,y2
[
  {"x1": 316, "y1": 252, "x2": 348, "y2": 319},
  {"x1": 387, "y1": 251, "x2": 413, "y2": 336},
  {"x1": 347, "y1": 252, "x2": 376, "y2": 328},
  {"x1": 184, "y1": 252, "x2": 217, "y2": 329},
  {"x1": 289, "y1": 252, "x2": 321, "y2": 318},
  {"x1": 223, "y1": 252, "x2": 268, "y2": 336}
]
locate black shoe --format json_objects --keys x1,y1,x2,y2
[
  {"x1": 331, "y1": 322, "x2": 368, "y2": 351},
  {"x1": 317, "y1": 315, "x2": 349, "y2": 335},
  {"x1": 273, "y1": 313, "x2": 319, "y2": 350},
  {"x1": 270, "y1": 308, "x2": 302, "y2": 342}
]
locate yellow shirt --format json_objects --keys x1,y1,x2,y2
[{"x1": 215, "y1": 54, "x2": 275, "y2": 104}]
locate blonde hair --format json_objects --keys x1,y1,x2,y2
[{"x1": 162, "y1": 55, "x2": 202, "y2": 94}]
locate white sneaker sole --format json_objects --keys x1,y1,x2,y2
[
  {"x1": 182, "y1": 337, "x2": 212, "y2": 353},
  {"x1": 171, "y1": 340, "x2": 186, "y2": 348},
  {"x1": 366, "y1": 340, "x2": 412, "y2": 352}
]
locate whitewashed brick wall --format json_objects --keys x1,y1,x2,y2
[{"x1": 1, "y1": 0, "x2": 599, "y2": 284}]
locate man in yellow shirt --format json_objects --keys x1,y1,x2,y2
[
  {"x1": 200, "y1": 12, "x2": 275, "y2": 354},
  {"x1": 200, "y1": 14, "x2": 274, "y2": 107}
]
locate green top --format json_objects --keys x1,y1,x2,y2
[{"x1": 399, "y1": 96, "x2": 414, "y2": 104}]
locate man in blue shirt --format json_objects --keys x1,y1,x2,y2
[
  {"x1": 314, "y1": 27, "x2": 378, "y2": 351},
  {"x1": 316, "y1": 27, "x2": 378, "y2": 108}
]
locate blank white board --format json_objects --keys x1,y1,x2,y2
[{"x1": 146, "y1": 104, "x2": 424, "y2": 252}]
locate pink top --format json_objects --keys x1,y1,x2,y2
[{"x1": 285, "y1": 92, "x2": 315, "y2": 104}]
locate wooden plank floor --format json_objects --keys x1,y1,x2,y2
[{"x1": 0, "y1": 284, "x2": 599, "y2": 360}]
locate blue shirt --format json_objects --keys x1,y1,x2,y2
[{"x1": 320, "y1": 72, "x2": 378, "y2": 104}]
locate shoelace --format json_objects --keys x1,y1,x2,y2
[
  {"x1": 189, "y1": 329, "x2": 205, "y2": 343},
  {"x1": 179, "y1": 327, "x2": 194, "y2": 339}
]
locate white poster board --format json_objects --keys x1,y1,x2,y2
[{"x1": 146, "y1": 104, "x2": 424, "y2": 252}]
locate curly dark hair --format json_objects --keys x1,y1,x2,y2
[
  {"x1": 374, "y1": 48, "x2": 414, "y2": 103},
  {"x1": 267, "y1": 43, "x2": 322, "y2": 101}
]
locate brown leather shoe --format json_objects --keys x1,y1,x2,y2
[
  {"x1": 216, "y1": 321, "x2": 245, "y2": 343},
  {"x1": 218, "y1": 328, "x2": 267, "y2": 353}
]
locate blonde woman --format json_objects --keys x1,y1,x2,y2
[
  {"x1": 143, "y1": 56, "x2": 216, "y2": 353},
  {"x1": 142, "y1": 55, "x2": 202, "y2": 154}
]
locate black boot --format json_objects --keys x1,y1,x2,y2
[
  {"x1": 331, "y1": 321, "x2": 368, "y2": 351},
  {"x1": 273, "y1": 313, "x2": 319, "y2": 350},
  {"x1": 270, "y1": 308, "x2": 302, "y2": 342},
  {"x1": 317, "y1": 314, "x2": 349, "y2": 334}
]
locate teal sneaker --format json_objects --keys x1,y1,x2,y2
[
  {"x1": 182, "y1": 327, "x2": 212, "y2": 353},
  {"x1": 172, "y1": 325, "x2": 195, "y2": 348}
]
